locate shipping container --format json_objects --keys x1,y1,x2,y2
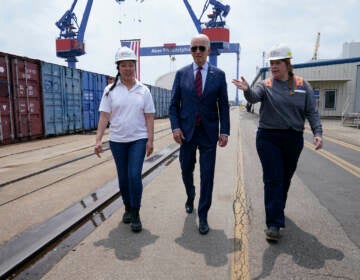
[
  {"x1": 41, "y1": 62, "x2": 82, "y2": 136},
  {"x1": 81, "y1": 70, "x2": 107, "y2": 130},
  {"x1": 0, "y1": 53, "x2": 15, "y2": 144},
  {"x1": 10, "y1": 55, "x2": 43, "y2": 141},
  {"x1": 0, "y1": 52, "x2": 43, "y2": 145},
  {"x1": 41, "y1": 62, "x2": 65, "y2": 136},
  {"x1": 64, "y1": 67, "x2": 82, "y2": 133},
  {"x1": 148, "y1": 84, "x2": 172, "y2": 119},
  {"x1": 0, "y1": 53, "x2": 14, "y2": 144},
  {"x1": 1, "y1": 49, "x2": 172, "y2": 145}
]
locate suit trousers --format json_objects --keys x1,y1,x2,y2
[
  {"x1": 256, "y1": 128, "x2": 304, "y2": 228},
  {"x1": 179, "y1": 124, "x2": 217, "y2": 221}
]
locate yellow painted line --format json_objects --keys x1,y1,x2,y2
[
  {"x1": 304, "y1": 141, "x2": 360, "y2": 178},
  {"x1": 304, "y1": 129, "x2": 360, "y2": 152},
  {"x1": 322, "y1": 136, "x2": 360, "y2": 152},
  {"x1": 232, "y1": 108, "x2": 250, "y2": 280}
]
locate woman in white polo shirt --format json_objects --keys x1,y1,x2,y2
[{"x1": 94, "y1": 47, "x2": 155, "y2": 233}]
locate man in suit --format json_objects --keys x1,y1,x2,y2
[{"x1": 169, "y1": 34, "x2": 230, "y2": 234}]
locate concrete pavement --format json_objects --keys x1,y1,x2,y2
[{"x1": 41, "y1": 108, "x2": 360, "y2": 280}]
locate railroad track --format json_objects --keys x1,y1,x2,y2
[
  {"x1": 0, "y1": 122, "x2": 174, "y2": 278},
  {"x1": 0, "y1": 143, "x2": 179, "y2": 280},
  {"x1": 0, "y1": 126, "x2": 172, "y2": 203}
]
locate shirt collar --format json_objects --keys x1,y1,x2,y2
[
  {"x1": 118, "y1": 79, "x2": 141, "y2": 88},
  {"x1": 193, "y1": 62, "x2": 208, "y2": 72}
]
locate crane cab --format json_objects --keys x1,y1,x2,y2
[
  {"x1": 202, "y1": 27, "x2": 229, "y2": 43},
  {"x1": 56, "y1": 39, "x2": 85, "y2": 59}
]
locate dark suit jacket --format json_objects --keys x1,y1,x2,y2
[{"x1": 169, "y1": 63, "x2": 230, "y2": 145}]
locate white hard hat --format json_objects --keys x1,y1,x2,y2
[
  {"x1": 268, "y1": 44, "x2": 292, "y2": 60},
  {"x1": 115, "y1": 46, "x2": 137, "y2": 63}
]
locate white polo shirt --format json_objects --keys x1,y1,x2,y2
[{"x1": 99, "y1": 80, "x2": 155, "y2": 142}]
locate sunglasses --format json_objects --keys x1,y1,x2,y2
[{"x1": 190, "y1": 45, "x2": 207, "y2": 52}]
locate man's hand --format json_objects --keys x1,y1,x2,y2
[
  {"x1": 173, "y1": 129, "x2": 185, "y2": 145},
  {"x1": 218, "y1": 135, "x2": 228, "y2": 147}
]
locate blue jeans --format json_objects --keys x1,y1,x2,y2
[
  {"x1": 256, "y1": 128, "x2": 303, "y2": 228},
  {"x1": 110, "y1": 139, "x2": 147, "y2": 209}
]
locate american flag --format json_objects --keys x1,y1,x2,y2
[{"x1": 121, "y1": 39, "x2": 141, "y2": 79}]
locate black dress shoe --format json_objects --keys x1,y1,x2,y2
[
  {"x1": 185, "y1": 199, "x2": 194, "y2": 214},
  {"x1": 199, "y1": 220, "x2": 209, "y2": 235}
]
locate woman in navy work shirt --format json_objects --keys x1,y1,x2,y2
[
  {"x1": 95, "y1": 47, "x2": 155, "y2": 233},
  {"x1": 232, "y1": 44, "x2": 323, "y2": 242}
]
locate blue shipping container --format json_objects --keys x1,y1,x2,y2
[
  {"x1": 81, "y1": 70, "x2": 107, "y2": 130},
  {"x1": 41, "y1": 62, "x2": 82, "y2": 135},
  {"x1": 148, "y1": 84, "x2": 172, "y2": 119},
  {"x1": 64, "y1": 67, "x2": 82, "y2": 133},
  {"x1": 41, "y1": 62, "x2": 65, "y2": 136}
]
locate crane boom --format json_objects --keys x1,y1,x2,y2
[
  {"x1": 78, "y1": 0, "x2": 93, "y2": 42},
  {"x1": 55, "y1": 0, "x2": 94, "y2": 68},
  {"x1": 182, "y1": 0, "x2": 231, "y2": 66},
  {"x1": 54, "y1": 0, "x2": 232, "y2": 69},
  {"x1": 55, "y1": 0, "x2": 78, "y2": 36},
  {"x1": 182, "y1": 0, "x2": 202, "y2": 33},
  {"x1": 182, "y1": 0, "x2": 230, "y2": 32},
  {"x1": 206, "y1": 0, "x2": 230, "y2": 28}
]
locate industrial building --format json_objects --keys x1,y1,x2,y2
[{"x1": 250, "y1": 42, "x2": 360, "y2": 128}]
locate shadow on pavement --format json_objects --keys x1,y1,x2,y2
[
  {"x1": 94, "y1": 223, "x2": 159, "y2": 261},
  {"x1": 175, "y1": 213, "x2": 242, "y2": 267},
  {"x1": 253, "y1": 217, "x2": 344, "y2": 279}
]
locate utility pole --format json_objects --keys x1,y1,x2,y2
[{"x1": 312, "y1": 32, "x2": 321, "y2": 60}]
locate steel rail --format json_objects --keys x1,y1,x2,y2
[
  {"x1": 0, "y1": 127, "x2": 171, "y2": 188},
  {"x1": 0, "y1": 143, "x2": 179, "y2": 279}
]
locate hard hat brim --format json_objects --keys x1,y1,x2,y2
[
  {"x1": 115, "y1": 58, "x2": 138, "y2": 64},
  {"x1": 268, "y1": 56, "x2": 292, "y2": 61}
]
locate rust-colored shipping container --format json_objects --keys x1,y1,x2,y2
[
  {"x1": 0, "y1": 52, "x2": 43, "y2": 145},
  {"x1": 0, "y1": 53, "x2": 15, "y2": 144}
]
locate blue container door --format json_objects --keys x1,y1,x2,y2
[
  {"x1": 95, "y1": 74, "x2": 107, "y2": 127},
  {"x1": 41, "y1": 62, "x2": 66, "y2": 136},
  {"x1": 64, "y1": 67, "x2": 82, "y2": 133},
  {"x1": 152, "y1": 86, "x2": 161, "y2": 119},
  {"x1": 81, "y1": 71, "x2": 107, "y2": 131},
  {"x1": 81, "y1": 71, "x2": 95, "y2": 130}
]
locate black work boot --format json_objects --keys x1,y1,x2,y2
[
  {"x1": 122, "y1": 205, "x2": 132, "y2": 224},
  {"x1": 265, "y1": 226, "x2": 280, "y2": 242},
  {"x1": 131, "y1": 208, "x2": 142, "y2": 233}
]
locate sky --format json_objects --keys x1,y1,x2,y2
[{"x1": 1, "y1": 0, "x2": 360, "y2": 102}]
